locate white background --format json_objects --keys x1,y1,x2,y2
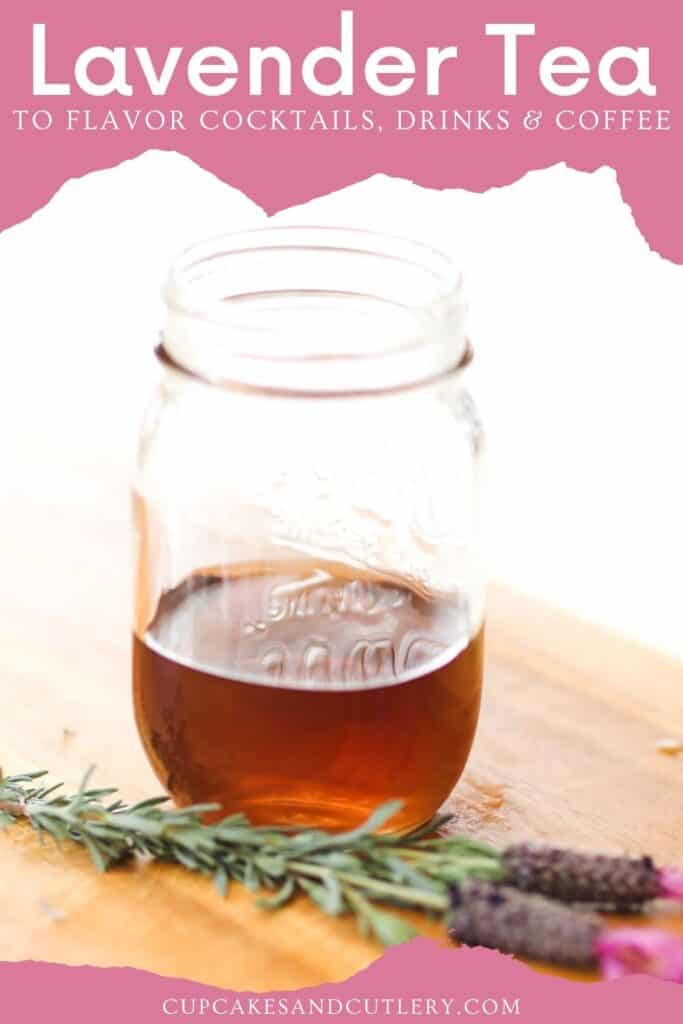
[{"x1": 1, "y1": 152, "x2": 682, "y2": 657}]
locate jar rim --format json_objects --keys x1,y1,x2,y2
[{"x1": 161, "y1": 225, "x2": 468, "y2": 395}]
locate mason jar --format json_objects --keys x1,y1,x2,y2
[{"x1": 132, "y1": 226, "x2": 485, "y2": 832}]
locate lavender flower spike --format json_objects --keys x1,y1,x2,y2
[{"x1": 449, "y1": 881, "x2": 683, "y2": 983}]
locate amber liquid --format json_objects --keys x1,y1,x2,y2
[{"x1": 133, "y1": 560, "x2": 483, "y2": 831}]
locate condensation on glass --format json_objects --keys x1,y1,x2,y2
[{"x1": 133, "y1": 227, "x2": 486, "y2": 831}]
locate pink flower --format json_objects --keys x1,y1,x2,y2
[
  {"x1": 597, "y1": 928, "x2": 683, "y2": 983},
  {"x1": 659, "y1": 867, "x2": 683, "y2": 901}
]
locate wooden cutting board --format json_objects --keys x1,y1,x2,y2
[{"x1": 1, "y1": 553, "x2": 682, "y2": 989}]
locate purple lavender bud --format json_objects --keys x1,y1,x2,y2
[
  {"x1": 449, "y1": 883, "x2": 683, "y2": 982},
  {"x1": 449, "y1": 881, "x2": 601, "y2": 967},
  {"x1": 502, "y1": 843, "x2": 660, "y2": 906}
]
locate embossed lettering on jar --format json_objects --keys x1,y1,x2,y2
[{"x1": 133, "y1": 227, "x2": 486, "y2": 831}]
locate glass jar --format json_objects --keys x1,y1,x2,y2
[{"x1": 133, "y1": 226, "x2": 485, "y2": 832}]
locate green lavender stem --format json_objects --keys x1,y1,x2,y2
[
  {"x1": 287, "y1": 860, "x2": 449, "y2": 911},
  {"x1": 0, "y1": 768, "x2": 499, "y2": 945}
]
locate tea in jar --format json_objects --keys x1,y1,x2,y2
[{"x1": 133, "y1": 228, "x2": 485, "y2": 830}]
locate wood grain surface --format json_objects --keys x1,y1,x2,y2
[{"x1": 0, "y1": 436, "x2": 681, "y2": 988}]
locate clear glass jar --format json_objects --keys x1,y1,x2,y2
[{"x1": 133, "y1": 226, "x2": 485, "y2": 832}]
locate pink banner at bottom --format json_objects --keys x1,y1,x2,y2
[{"x1": 3, "y1": 940, "x2": 683, "y2": 1024}]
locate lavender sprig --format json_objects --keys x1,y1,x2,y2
[
  {"x1": 501, "y1": 843, "x2": 662, "y2": 908},
  {"x1": 449, "y1": 881, "x2": 683, "y2": 982},
  {"x1": 2, "y1": 767, "x2": 682, "y2": 973}
]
